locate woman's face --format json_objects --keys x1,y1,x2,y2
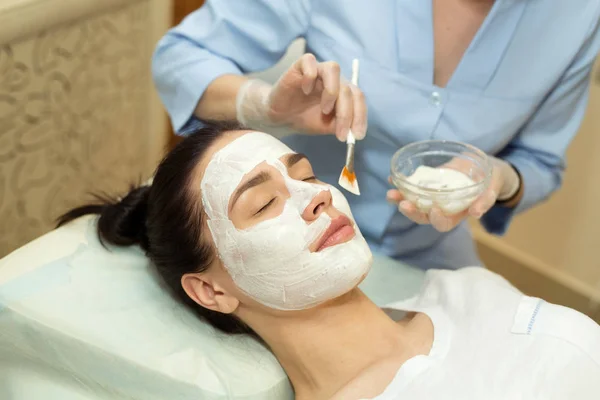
[
  {"x1": 227, "y1": 148, "x2": 351, "y2": 250},
  {"x1": 195, "y1": 130, "x2": 372, "y2": 311}
]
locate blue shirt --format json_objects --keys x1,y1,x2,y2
[{"x1": 152, "y1": 0, "x2": 600, "y2": 270}]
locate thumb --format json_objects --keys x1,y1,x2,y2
[
  {"x1": 469, "y1": 160, "x2": 505, "y2": 217},
  {"x1": 469, "y1": 169, "x2": 502, "y2": 218},
  {"x1": 469, "y1": 187, "x2": 497, "y2": 218}
]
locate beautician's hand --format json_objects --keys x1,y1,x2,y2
[
  {"x1": 386, "y1": 157, "x2": 521, "y2": 232},
  {"x1": 236, "y1": 53, "x2": 367, "y2": 141}
]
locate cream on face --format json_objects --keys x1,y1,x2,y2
[{"x1": 200, "y1": 132, "x2": 372, "y2": 310}]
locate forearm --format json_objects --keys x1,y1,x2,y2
[
  {"x1": 194, "y1": 74, "x2": 250, "y2": 121},
  {"x1": 152, "y1": 0, "x2": 311, "y2": 133}
]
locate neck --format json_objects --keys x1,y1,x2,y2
[{"x1": 241, "y1": 289, "x2": 410, "y2": 400}]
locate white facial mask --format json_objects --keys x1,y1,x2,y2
[{"x1": 201, "y1": 132, "x2": 372, "y2": 310}]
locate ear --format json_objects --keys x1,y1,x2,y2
[{"x1": 181, "y1": 273, "x2": 240, "y2": 314}]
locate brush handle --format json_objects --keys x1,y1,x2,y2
[
  {"x1": 346, "y1": 59, "x2": 359, "y2": 145},
  {"x1": 351, "y1": 59, "x2": 360, "y2": 86},
  {"x1": 346, "y1": 130, "x2": 355, "y2": 144}
]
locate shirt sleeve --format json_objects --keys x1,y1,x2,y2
[
  {"x1": 480, "y1": 12, "x2": 600, "y2": 235},
  {"x1": 151, "y1": 0, "x2": 311, "y2": 134}
]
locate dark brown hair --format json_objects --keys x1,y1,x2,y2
[{"x1": 57, "y1": 121, "x2": 255, "y2": 336}]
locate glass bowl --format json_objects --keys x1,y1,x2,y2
[{"x1": 390, "y1": 140, "x2": 493, "y2": 215}]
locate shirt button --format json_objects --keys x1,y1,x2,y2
[{"x1": 431, "y1": 91, "x2": 441, "y2": 106}]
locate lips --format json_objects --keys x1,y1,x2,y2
[{"x1": 313, "y1": 215, "x2": 355, "y2": 252}]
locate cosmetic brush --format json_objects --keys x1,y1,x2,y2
[{"x1": 338, "y1": 58, "x2": 361, "y2": 195}]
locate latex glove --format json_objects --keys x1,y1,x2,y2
[
  {"x1": 386, "y1": 156, "x2": 521, "y2": 232},
  {"x1": 236, "y1": 53, "x2": 367, "y2": 141}
]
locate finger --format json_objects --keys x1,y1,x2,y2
[
  {"x1": 469, "y1": 164, "x2": 502, "y2": 217},
  {"x1": 489, "y1": 163, "x2": 505, "y2": 195},
  {"x1": 429, "y1": 207, "x2": 465, "y2": 232},
  {"x1": 348, "y1": 84, "x2": 367, "y2": 140},
  {"x1": 318, "y1": 61, "x2": 341, "y2": 115},
  {"x1": 299, "y1": 54, "x2": 318, "y2": 95},
  {"x1": 398, "y1": 201, "x2": 430, "y2": 225},
  {"x1": 386, "y1": 189, "x2": 404, "y2": 204},
  {"x1": 469, "y1": 187, "x2": 498, "y2": 218},
  {"x1": 334, "y1": 84, "x2": 353, "y2": 141}
]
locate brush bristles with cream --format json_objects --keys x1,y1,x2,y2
[
  {"x1": 338, "y1": 58, "x2": 361, "y2": 196},
  {"x1": 339, "y1": 135, "x2": 360, "y2": 195}
]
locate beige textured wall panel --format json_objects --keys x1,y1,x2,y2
[
  {"x1": 0, "y1": 0, "x2": 135, "y2": 44},
  {"x1": 0, "y1": 0, "x2": 171, "y2": 256}
]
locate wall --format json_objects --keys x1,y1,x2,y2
[{"x1": 0, "y1": 0, "x2": 172, "y2": 256}]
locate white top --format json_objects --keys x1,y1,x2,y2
[{"x1": 367, "y1": 267, "x2": 600, "y2": 399}]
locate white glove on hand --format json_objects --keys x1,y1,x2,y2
[
  {"x1": 236, "y1": 54, "x2": 367, "y2": 141},
  {"x1": 386, "y1": 156, "x2": 521, "y2": 232}
]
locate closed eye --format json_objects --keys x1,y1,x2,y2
[
  {"x1": 302, "y1": 176, "x2": 317, "y2": 182},
  {"x1": 255, "y1": 198, "x2": 276, "y2": 216}
]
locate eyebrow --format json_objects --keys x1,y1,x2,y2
[
  {"x1": 228, "y1": 153, "x2": 309, "y2": 211},
  {"x1": 230, "y1": 171, "x2": 271, "y2": 211},
  {"x1": 285, "y1": 153, "x2": 308, "y2": 168}
]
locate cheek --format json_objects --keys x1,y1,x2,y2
[
  {"x1": 214, "y1": 263, "x2": 243, "y2": 295},
  {"x1": 235, "y1": 217, "x2": 308, "y2": 258},
  {"x1": 213, "y1": 202, "x2": 329, "y2": 275}
]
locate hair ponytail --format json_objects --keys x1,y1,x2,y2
[
  {"x1": 57, "y1": 185, "x2": 151, "y2": 251},
  {"x1": 56, "y1": 121, "x2": 259, "y2": 338}
]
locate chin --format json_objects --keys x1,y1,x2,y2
[
  {"x1": 323, "y1": 286, "x2": 363, "y2": 307},
  {"x1": 356, "y1": 269, "x2": 370, "y2": 286},
  {"x1": 323, "y1": 266, "x2": 372, "y2": 307}
]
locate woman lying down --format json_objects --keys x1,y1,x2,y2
[{"x1": 59, "y1": 122, "x2": 599, "y2": 400}]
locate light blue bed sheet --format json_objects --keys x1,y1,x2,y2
[{"x1": 0, "y1": 216, "x2": 425, "y2": 400}]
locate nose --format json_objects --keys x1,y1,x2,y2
[{"x1": 302, "y1": 190, "x2": 332, "y2": 222}]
